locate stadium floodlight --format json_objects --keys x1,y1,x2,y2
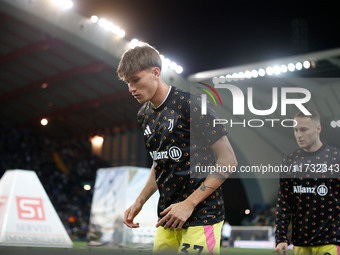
[
  {"x1": 213, "y1": 58, "x2": 313, "y2": 82},
  {"x1": 117, "y1": 29, "x2": 126, "y2": 38},
  {"x1": 212, "y1": 77, "x2": 219, "y2": 84},
  {"x1": 106, "y1": 22, "x2": 114, "y2": 31},
  {"x1": 162, "y1": 58, "x2": 171, "y2": 70},
  {"x1": 112, "y1": 26, "x2": 125, "y2": 38},
  {"x1": 175, "y1": 65, "x2": 183, "y2": 74},
  {"x1": 219, "y1": 76, "x2": 226, "y2": 83},
  {"x1": 112, "y1": 25, "x2": 120, "y2": 34},
  {"x1": 50, "y1": 0, "x2": 73, "y2": 10},
  {"x1": 295, "y1": 62, "x2": 303, "y2": 70},
  {"x1": 258, "y1": 68, "x2": 266, "y2": 77},
  {"x1": 41, "y1": 118, "x2": 48, "y2": 126},
  {"x1": 303, "y1": 60, "x2": 311, "y2": 69},
  {"x1": 232, "y1": 73, "x2": 239, "y2": 81},
  {"x1": 287, "y1": 63, "x2": 295, "y2": 72},
  {"x1": 170, "y1": 61, "x2": 177, "y2": 71},
  {"x1": 251, "y1": 70, "x2": 258, "y2": 78},
  {"x1": 130, "y1": 38, "x2": 141, "y2": 48},
  {"x1": 273, "y1": 65, "x2": 281, "y2": 75},
  {"x1": 65, "y1": 0, "x2": 73, "y2": 9},
  {"x1": 280, "y1": 64, "x2": 288, "y2": 73},
  {"x1": 128, "y1": 38, "x2": 169, "y2": 48},
  {"x1": 92, "y1": 136, "x2": 104, "y2": 146},
  {"x1": 266, "y1": 66, "x2": 274, "y2": 76},
  {"x1": 90, "y1": 15, "x2": 99, "y2": 23},
  {"x1": 98, "y1": 18, "x2": 115, "y2": 31},
  {"x1": 245, "y1": 71, "x2": 252, "y2": 79},
  {"x1": 83, "y1": 184, "x2": 91, "y2": 191},
  {"x1": 98, "y1": 18, "x2": 108, "y2": 28},
  {"x1": 238, "y1": 72, "x2": 245, "y2": 80},
  {"x1": 90, "y1": 15, "x2": 125, "y2": 38}
]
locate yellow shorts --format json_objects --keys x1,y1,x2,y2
[
  {"x1": 153, "y1": 221, "x2": 223, "y2": 254},
  {"x1": 294, "y1": 244, "x2": 340, "y2": 255}
]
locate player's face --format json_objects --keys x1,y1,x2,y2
[
  {"x1": 294, "y1": 117, "x2": 321, "y2": 152},
  {"x1": 126, "y1": 68, "x2": 158, "y2": 104}
]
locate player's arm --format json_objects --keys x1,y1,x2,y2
[
  {"x1": 274, "y1": 177, "x2": 291, "y2": 254},
  {"x1": 156, "y1": 135, "x2": 238, "y2": 230},
  {"x1": 123, "y1": 163, "x2": 158, "y2": 228}
]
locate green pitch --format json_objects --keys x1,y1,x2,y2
[{"x1": 0, "y1": 242, "x2": 293, "y2": 255}]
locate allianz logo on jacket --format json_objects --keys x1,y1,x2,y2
[
  {"x1": 149, "y1": 146, "x2": 182, "y2": 161},
  {"x1": 293, "y1": 184, "x2": 328, "y2": 196}
]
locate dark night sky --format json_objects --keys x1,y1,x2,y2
[{"x1": 73, "y1": 0, "x2": 340, "y2": 76}]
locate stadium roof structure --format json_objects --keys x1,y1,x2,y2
[
  {"x1": 0, "y1": 0, "x2": 186, "y2": 139},
  {"x1": 1, "y1": 0, "x2": 340, "y2": 215},
  {"x1": 1, "y1": 0, "x2": 340, "y2": 144},
  {"x1": 189, "y1": 51, "x2": 340, "y2": 207},
  {"x1": 188, "y1": 49, "x2": 340, "y2": 151}
]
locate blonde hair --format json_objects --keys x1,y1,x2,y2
[
  {"x1": 117, "y1": 44, "x2": 162, "y2": 82},
  {"x1": 295, "y1": 109, "x2": 320, "y2": 124}
]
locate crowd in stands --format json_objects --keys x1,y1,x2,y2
[
  {"x1": 246, "y1": 203, "x2": 276, "y2": 227},
  {"x1": 0, "y1": 127, "x2": 110, "y2": 241},
  {"x1": 239, "y1": 203, "x2": 286, "y2": 243},
  {"x1": 0, "y1": 127, "x2": 284, "y2": 244}
]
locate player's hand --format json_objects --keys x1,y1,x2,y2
[
  {"x1": 123, "y1": 202, "x2": 142, "y2": 228},
  {"x1": 275, "y1": 242, "x2": 288, "y2": 255},
  {"x1": 155, "y1": 201, "x2": 195, "y2": 231}
]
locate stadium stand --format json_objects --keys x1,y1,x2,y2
[{"x1": 0, "y1": 127, "x2": 110, "y2": 241}]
